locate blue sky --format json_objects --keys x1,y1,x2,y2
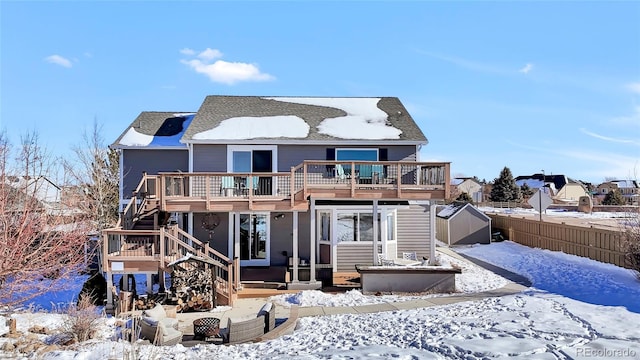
[{"x1": 1, "y1": 1, "x2": 639, "y2": 184}]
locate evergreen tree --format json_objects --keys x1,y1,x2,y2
[
  {"x1": 520, "y1": 183, "x2": 534, "y2": 198},
  {"x1": 490, "y1": 167, "x2": 522, "y2": 202},
  {"x1": 603, "y1": 189, "x2": 626, "y2": 205},
  {"x1": 456, "y1": 192, "x2": 473, "y2": 203}
]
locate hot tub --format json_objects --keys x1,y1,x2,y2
[{"x1": 355, "y1": 265, "x2": 462, "y2": 294}]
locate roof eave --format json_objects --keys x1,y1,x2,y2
[{"x1": 184, "y1": 139, "x2": 427, "y2": 146}]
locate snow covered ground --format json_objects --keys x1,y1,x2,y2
[
  {"x1": 457, "y1": 241, "x2": 640, "y2": 313},
  {"x1": 3, "y1": 238, "x2": 640, "y2": 359}
]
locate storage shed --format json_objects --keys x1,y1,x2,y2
[{"x1": 436, "y1": 203, "x2": 491, "y2": 245}]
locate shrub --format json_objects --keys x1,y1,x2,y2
[
  {"x1": 60, "y1": 293, "x2": 102, "y2": 343},
  {"x1": 456, "y1": 192, "x2": 473, "y2": 203},
  {"x1": 621, "y1": 208, "x2": 640, "y2": 280}
]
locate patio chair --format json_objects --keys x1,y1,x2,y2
[
  {"x1": 335, "y1": 164, "x2": 346, "y2": 181},
  {"x1": 359, "y1": 165, "x2": 372, "y2": 182},
  {"x1": 377, "y1": 253, "x2": 394, "y2": 266},
  {"x1": 139, "y1": 316, "x2": 183, "y2": 346},
  {"x1": 402, "y1": 252, "x2": 418, "y2": 261},
  {"x1": 221, "y1": 176, "x2": 235, "y2": 196}
]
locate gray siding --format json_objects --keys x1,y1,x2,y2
[
  {"x1": 192, "y1": 144, "x2": 227, "y2": 172},
  {"x1": 277, "y1": 145, "x2": 418, "y2": 172},
  {"x1": 122, "y1": 149, "x2": 188, "y2": 198},
  {"x1": 386, "y1": 146, "x2": 417, "y2": 162},
  {"x1": 268, "y1": 211, "x2": 311, "y2": 266},
  {"x1": 449, "y1": 210, "x2": 491, "y2": 245},
  {"x1": 336, "y1": 243, "x2": 374, "y2": 272},
  {"x1": 436, "y1": 216, "x2": 449, "y2": 244},
  {"x1": 194, "y1": 212, "x2": 230, "y2": 255},
  {"x1": 396, "y1": 204, "x2": 431, "y2": 259}
]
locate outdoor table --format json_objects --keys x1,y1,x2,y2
[
  {"x1": 193, "y1": 317, "x2": 221, "y2": 341},
  {"x1": 393, "y1": 258, "x2": 422, "y2": 266}
]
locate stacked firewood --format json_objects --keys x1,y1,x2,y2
[
  {"x1": 170, "y1": 265, "x2": 215, "y2": 312},
  {"x1": 175, "y1": 290, "x2": 213, "y2": 312},
  {"x1": 134, "y1": 293, "x2": 168, "y2": 310}
]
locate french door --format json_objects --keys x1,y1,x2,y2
[{"x1": 233, "y1": 213, "x2": 270, "y2": 266}]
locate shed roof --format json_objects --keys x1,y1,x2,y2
[{"x1": 437, "y1": 202, "x2": 491, "y2": 221}]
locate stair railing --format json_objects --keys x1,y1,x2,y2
[
  {"x1": 161, "y1": 225, "x2": 237, "y2": 305},
  {"x1": 118, "y1": 172, "x2": 160, "y2": 230}
]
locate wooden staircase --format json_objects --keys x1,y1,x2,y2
[{"x1": 105, "y1": 174, "x2": 239, "y2": 306}]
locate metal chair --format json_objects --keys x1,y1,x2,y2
[{"x1": 402, "y1": 252, "x2": 418, "y2": 261}]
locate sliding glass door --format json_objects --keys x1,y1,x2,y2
[{"x1": 228, "y1": 146, "x2": 276, "y2": 195}]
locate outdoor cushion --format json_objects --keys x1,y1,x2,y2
[
  {"x1": 143, "y1": 304, "x2": 167, "y2": 320},
  {"x1": 142, "y1": 304, "x2": 178, "y2": 329},
  {"x1": 157, "y1": 320, "x2": 183, "y2": 346},
  {"x1": 141, "y1": 316, "x2": 158, "y2": 327}
]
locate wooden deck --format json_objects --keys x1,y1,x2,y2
[
  {"x1": 131, "y1": 160, "x2": 450, "y2": 213},
  {"x1": 332, "y1": 272, "x2": 361, "y2": 288}
]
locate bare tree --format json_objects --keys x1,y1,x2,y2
[
  {"x1": 621, "y1": 206, "x2": 640, "y2": 280},
  {"x1": 64, "y1": 120, "x2": 119, "y2": 231},
  {"x1": 0, "y1": 131, "x2": 91, "y2": 307}
]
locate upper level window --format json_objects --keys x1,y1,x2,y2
[{"x1": 336, "y1": 148, "x2": 378, "y2": 161}]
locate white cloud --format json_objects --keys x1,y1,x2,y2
[
  {"x1": 180, "y1": 48, "x2": 196, "y2": 56},
  {"x1": 197, "y1": 48, "x2": 223, "y2": 61},
  {"x1": 416, "y1": 50, "x2": 507, "y2": 75},
  {"x1": 44, "y1": 54, "x2": 72, "y2": 68},
  {"x1": 609, "y1": 105, "x2": 640, "y2": 127},
  {"x1": 579, "y1": 128, "x2": 640, "y2": 146},
  {"x1": 180, "y1": 49, "x2": 275, "y2": 85},
  {"x1": 627, "y1": 82, "x2": 640, "y2": 94},
  {"x1": 519, "y1": 63, "x2": 533, "y2": 74}
]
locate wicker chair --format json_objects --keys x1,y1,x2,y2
[{"x1": 140, "y1": 318, "x2": 183, "y2": 346}]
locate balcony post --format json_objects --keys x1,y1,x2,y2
[
  {"x1": 290, "y1": 166, "x2": 295, "y2": 208},
  {"x1": 396, "y1": 163, "x2": 402, "y2": 198},
  {"x1": 160, "y1": 175, "x2": 166, "y2": 210},
  {"x1": 160, "y1": 226, "x2": 165, "y2": 264}
]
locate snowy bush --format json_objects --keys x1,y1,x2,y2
[
  {"x1": 622, "y1": 207, "x2": 640, "y2": 280},
  {"x1": 59, "y1": 294, "x2": 103, "y2": 343}
]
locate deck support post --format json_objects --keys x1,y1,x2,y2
[
  {"x1": 309, "y1": 197, "x2": 316, "y2": 283},
  {"x1": 429, "y1": 201, "x2": 437, "y2": 265},
  {"x1": 292, "y1": 211, "x2": 299, "y2": 283},
  {"x1": 146, "y1": 274, "x2": 153, "y2": 295},
  {"x1": 105, "y1": 272, "x2": 114, "y2": 314},
  {"x1": 372, "y1": 200, "x2": 379, "y2": 264}
]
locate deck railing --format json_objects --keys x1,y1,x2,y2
[
  {"x1": 148, "y1": 161, "x2": 449, "y2": 207},
  {"x1": 102, "y1": 224, "x2": 237, "y2": 305}
]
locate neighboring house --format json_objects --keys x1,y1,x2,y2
[
  {"x1": 595, "y1": 180, "x2": 639, "y2": 205},
  {"x1": 3, "y1": 175, "x2": 69, "y2": 216},
  {"x1": 515, "y1": 173, "x2": 589, "y2": 205},
  {"x1": 436, "y1": 202, "x2": 491, "y2": 246},
  {"x1": 5, "y1": 175, "x2": 61, "y2": 205},
  {"x1": 104, "y1": 96, "x2": 450, "y2": 307},
  {"x1": 451, "y1": 177, "x2": 483, "y2": 202}
]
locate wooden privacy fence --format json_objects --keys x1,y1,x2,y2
[{"x1": 488, "y1": 214, "x2": 628, "y2": 269}]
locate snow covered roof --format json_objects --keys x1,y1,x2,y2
[
  {"x1": 111, "y1": 112, "x2": 195, "y2": 148},
  {"x1": 610, "y1": 180, "x2": 639, "y2": 189},
  {"x1": 437, "y1": 202, "x2": 491, "y2": 220},
  {"x1": 113, "y1": 96, "x2": 427, "y2": 147}
]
